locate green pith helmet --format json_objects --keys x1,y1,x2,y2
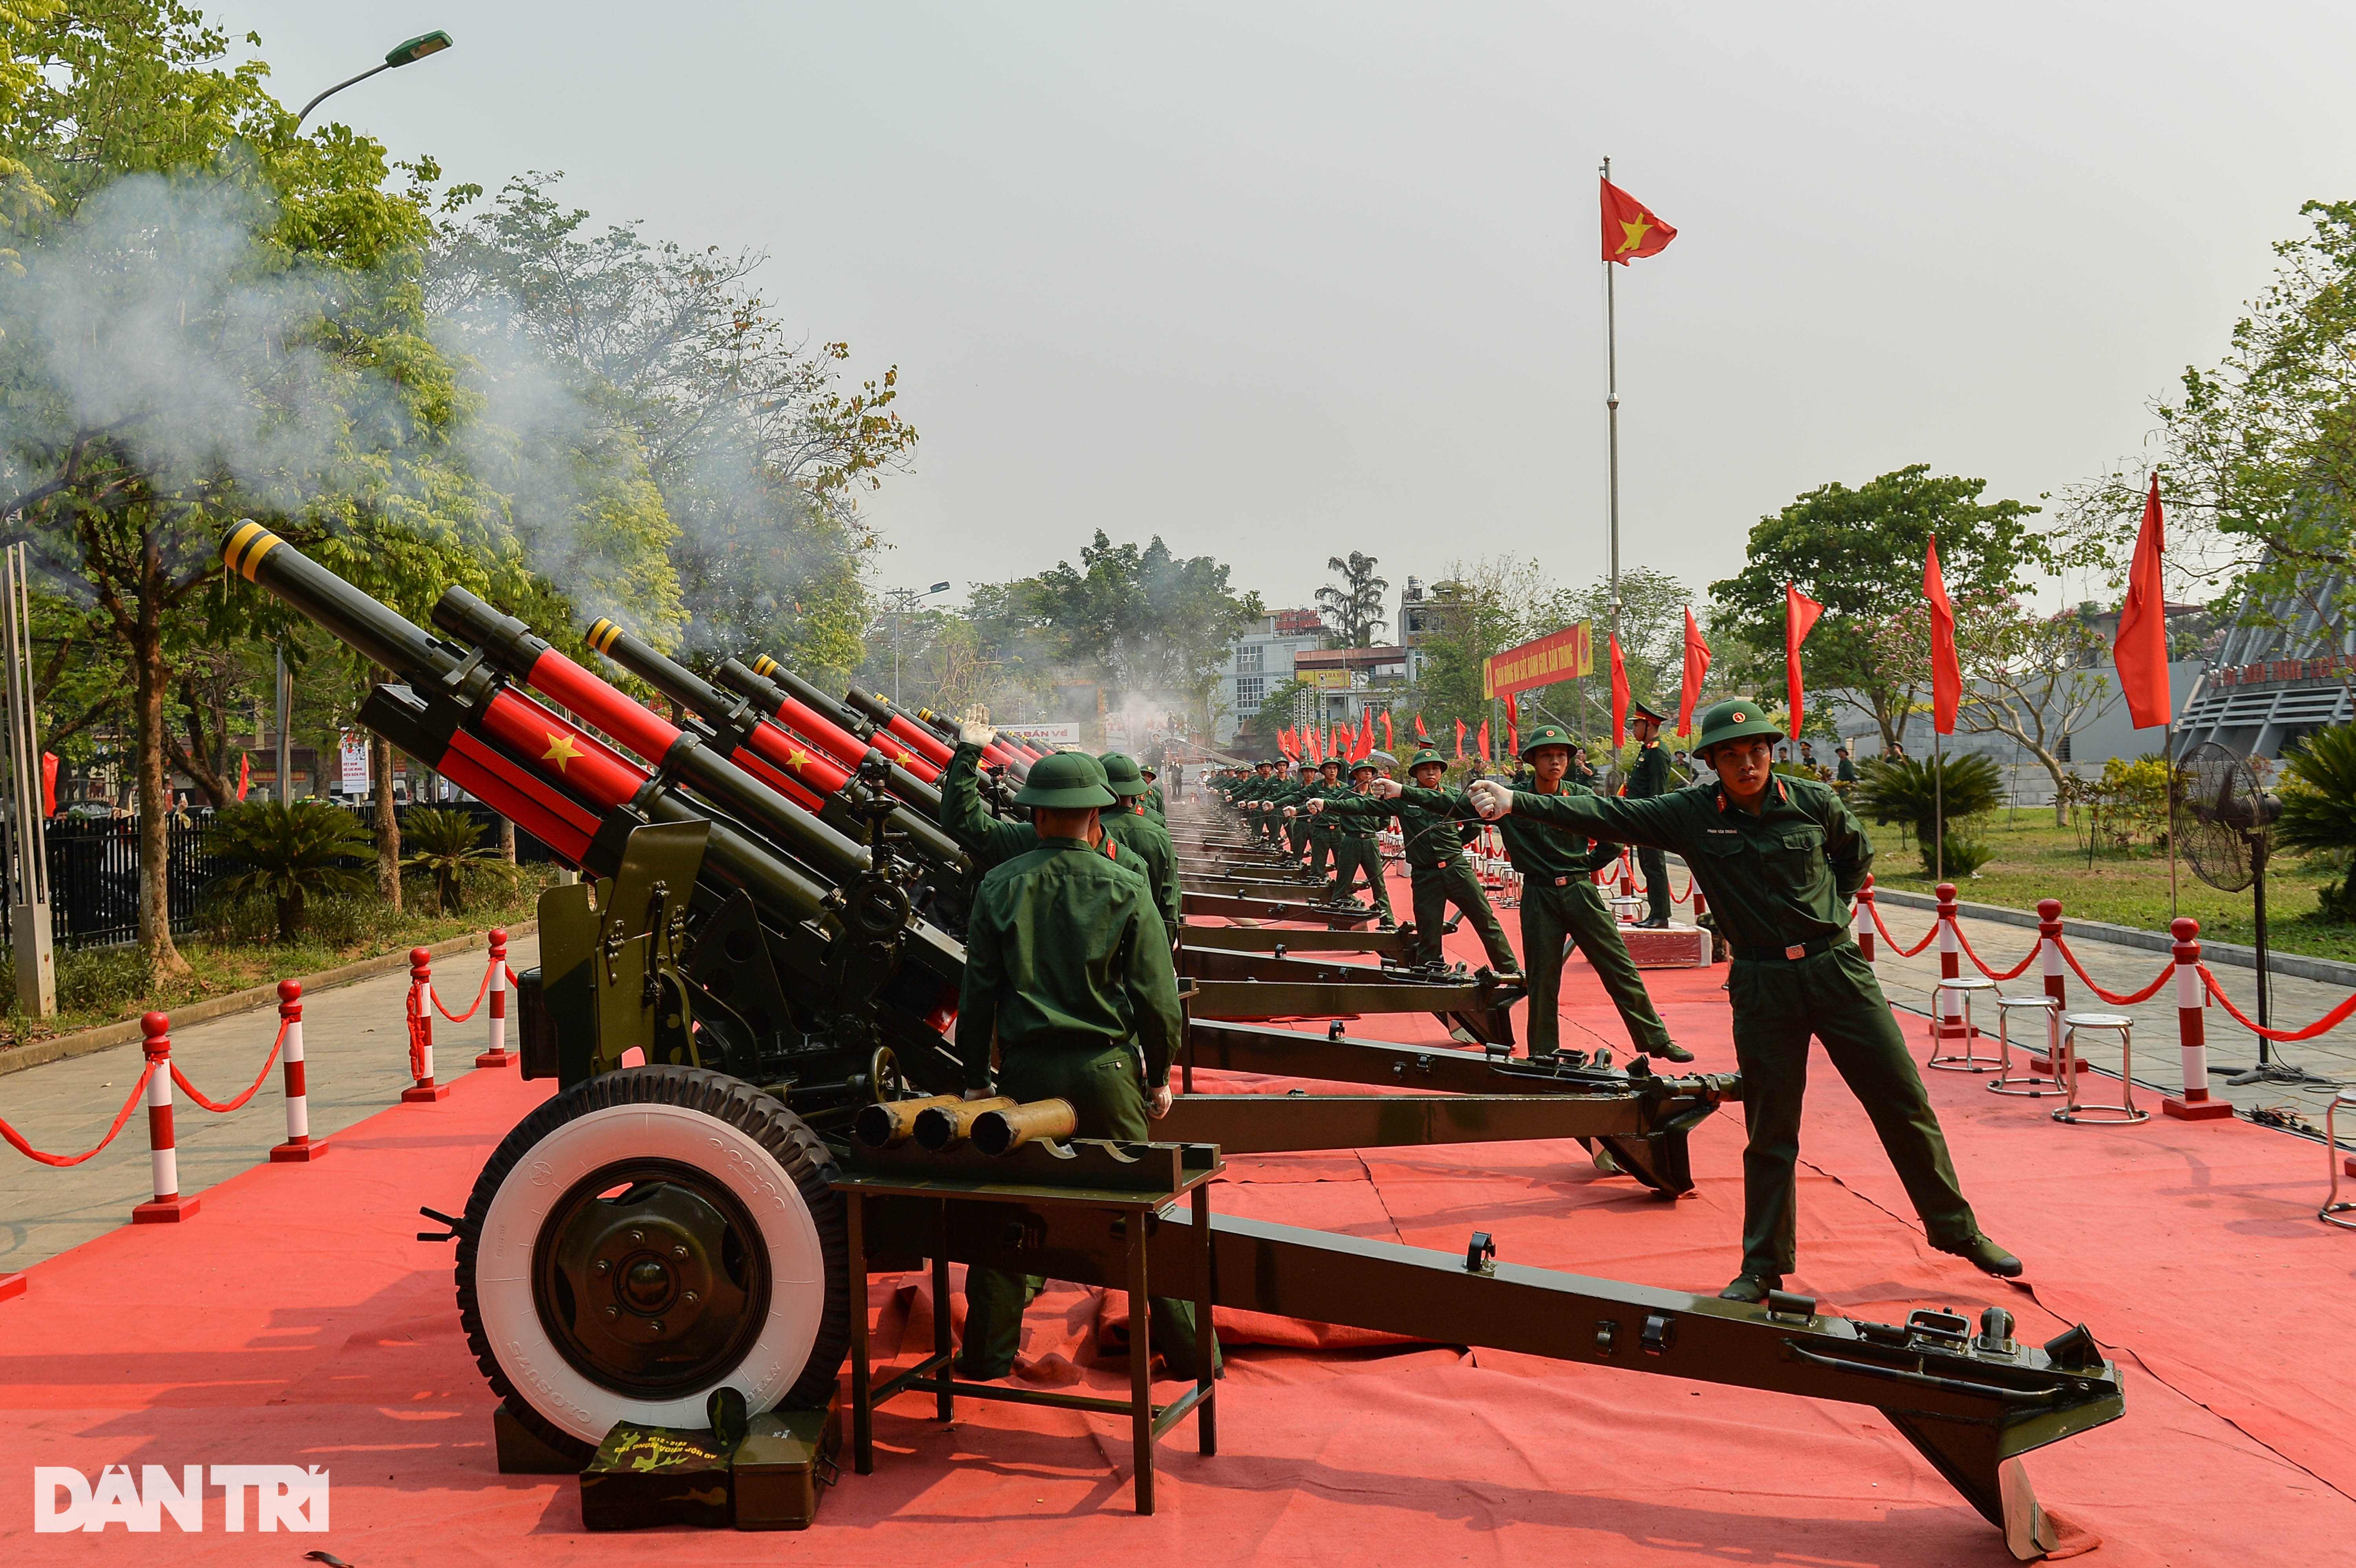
[
  {"x1": 1013, "y1": 750, "x2": 1118, "y2": 809},
  {"x1": 1350, "y1": 757, "x2": 1378, "y2": 776},
  {"x1": 1695, "y1": 697, "x2": 1785, "y2": 755},
  {"x1": 1100, "y1": 751, "x2": 1151, "y2": 797},
  {"x1": 1406, "y1": 746, "x2": 1447, "y2": 772},
  {"x1": 1519, "y1": 722, "x2": 1575, "y2": 762}
]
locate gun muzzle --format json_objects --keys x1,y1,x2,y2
[
  {"x1": 913, "y1": 1096, "x2": 1017, "y2": 1152},
  {"x1": 852, "y1": 1094, "x2": 965, "y2": 1150},
  {"x1": 970, "y1": 1098, "x2": 1077, "y2": 1157}
]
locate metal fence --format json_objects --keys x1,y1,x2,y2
[{"x1": 0, "y1": 801, "x2": 549, "y2": 952}]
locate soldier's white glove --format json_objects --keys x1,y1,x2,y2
[
  {"x1": 955, "y1": 705, "x2": 997, "y2": 749},
  {"x1": 1305, "y1": 798, "x2": 1324, "y2": 815},
  {"x1": 1282, "y1": 806, "x2": 1297, "y2": 818},
  {"x1": 1467, "y1": 779, "x2": 1514, "y2": 819},
  {"x1": 1371, "y1": 777, "x2": 1403, "y2": 800},
  {"x1": 1148, "y1": 1084, "x2": 1174, "y2": 1118}
]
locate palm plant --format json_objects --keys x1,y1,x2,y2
[
  {"x1": 2278, "y1": 724, "x2": 2356, "y2": 919},
  {"x1": 204, "y1": 800, "x2": 376, "y2": 942},
  {"x1": 1854, "y1": 753, "x2": 2003, "y2": 877},
  {"x1": 400, "y1": 807, "x2": 518, "y2": 914}
]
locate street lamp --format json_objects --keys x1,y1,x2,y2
[
  {"x1": 298, "y1": 31, "x2": 455, "y2": 128},
  {"x1": 884, "y1": 582, "x2": 954, "y2": 706}
]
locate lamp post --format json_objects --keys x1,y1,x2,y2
[
  {"x1": 297, "y1": 31, "x2": 455, "y2": 128},
  {"x1": 883, "y1": 582, "x2": 953, "y2": 706}
]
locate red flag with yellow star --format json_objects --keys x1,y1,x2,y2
[{"x1": 1601, "y1": 178, "x2": 1676, "y2": 265}]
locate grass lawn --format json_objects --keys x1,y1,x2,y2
[
  {"x1": 0, "y1": 867, "x2": 556, "y2": 1057},
  {"x1": 1864, "y1": 811, "x2": 2356, "y2": 963}
]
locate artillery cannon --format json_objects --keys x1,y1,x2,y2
[{"x1": 222, "y1": 522, "x2": 2122, "y2": 1555}]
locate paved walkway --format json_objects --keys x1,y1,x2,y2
[
  {"x1": 0, "y1": 932, "x2": 539, "y2": 1274},
  {"x1": 1861, "y1": 902, "x2": 2353, "y2": 1123}
]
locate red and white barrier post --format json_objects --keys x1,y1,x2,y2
[
  {"x1": 476, "y1": 928, "x2": 512, "y2": 1069},
  {"x1": 1935, "y1": 881, "x2": 1966, "y2": 1040},
  {"x1": 132, "y1": 1012, "x2": 198, "y2": 1224},
  {"x1": 1853, "y1": 874, "x2": 1873, "y2": 961},
  {"x1": 2032, "y1": 898, "x2": 2067, "y2": 1073},
  {"x1": 403, "y1": 947, "x2": 451, "y2": 1104},
  {"x1": 1618, "y1": 851, "x2": 1635, "y2": 903},
  {"x1": 2163, "y1": 917, "x2": 2233, "y2": 1121},
  {"x1": 269, "y1": 980, "x2": 328, "y2": 1162}
]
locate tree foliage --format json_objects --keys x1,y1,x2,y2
[
  {"x1": 1710, "y1": 467, "x2": 2051, "y2": 754},
  {"x1": 1316, "y1": 551, "x2": 1387, "y2": 647}
]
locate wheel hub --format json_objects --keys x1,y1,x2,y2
[{"x1": 536, "y1": 1162, "x2": 769, "y2": 1396}]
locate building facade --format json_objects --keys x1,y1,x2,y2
[{"x1": 1213, "y1": 612, "x2": 1328, "y2": 750}]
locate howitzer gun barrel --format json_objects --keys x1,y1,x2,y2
[
  {"x1": 430, "y1": 588, "x2": 878, "y2": 887},
  {"x1": 713, "y1": 658, "x2": 951, "y2": 812},
  {"x1": 578, "y1": 617, "x2": 973, "y2": 877},
  {"x1": 742, "y1": 655, "x2": 944, "y2": 785},
  {"x1": 843, "y1": 682, "x2": 1032, "y2": 780}
]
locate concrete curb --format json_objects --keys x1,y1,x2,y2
[
  {"x1": 1869, "y1": 886, "x2": 2356, "y2": 989},
  {"x1": 0, "y1": 921, "x2": 537, "y2": 1080}
]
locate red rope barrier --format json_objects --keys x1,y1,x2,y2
[
  {"x1": 0, "y1": 1064, "x2": 156, "y2": 1167},
  {"x1": 1950, "y1": 921, "x2": 2040, "y2": 981},
  {"x1": 170, "y1": 1018, "x2": 291, "y2": 1113},
  {"x1": 2199, "y1": 963, "x2": 2356, "y2": 1042},
  {"x1": 428, "y1": 957, "x2": 494, "y2": 1024},
  {"x1": 1866, "y1": 898, "x2": 1941, "y2": 957},
  {"x1": 2052, "y1": 939, "x2": 2173, "y2": 1006}
]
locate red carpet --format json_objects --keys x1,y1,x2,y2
[{"x1": 2, "y1": 859, "x2": 2350, "y2": 1564}]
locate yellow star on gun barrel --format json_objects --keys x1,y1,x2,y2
[{"x1": 542, "y1": 732, "x2": 584, "y2": 771}]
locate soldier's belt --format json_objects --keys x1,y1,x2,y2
[{"x1": 1730, "y1": 935, "x2": 1853, "y2": 963}]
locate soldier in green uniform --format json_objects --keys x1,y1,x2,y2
[
  {"x1": 1101, "y1": 753, "x2": 1182, "y2": 939},
  {"x1": 1280, "y1": 762, "x2": 1319, "y2": 867},
  {"x1": 1303, "y1": 757, "x2": 1345, "y2": 888},
  {"x1": 954, "y1": 749, "x2": 1213, "y2": 1378},
  {"x1": 1389, "y1": 724, "x2": 1687, "y2": 1065},
  {"x1": 1313, "y1": 746, "x2": 1516, "y2": 974},
  {"x1": 1138, "y1": 764, "x2": 1167, "y2": 820},
  {"x1": 1624, "y1": 698, "x2": 1676, "y2": 929},
  {"x1": 1320, "y1": 757, "x2": 1398, "y2": 926},
  {"x1": 942, "y1": 718, "x2": 1076, "y2": 870},
  {"x1": 1454, "y1": 698, "x2": 2022, "y2": 1302}
]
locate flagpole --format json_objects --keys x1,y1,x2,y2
[
  {"x1": 1602, "y1": 154, "x2": 1622, "y2": 660},
  {"x1": 1933, "y1": 726, "x2": 1945, "y2": 883}
]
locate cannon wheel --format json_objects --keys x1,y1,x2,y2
[{"x1": 454, "y1": 1065, "x2": 849, "y2": 1460}]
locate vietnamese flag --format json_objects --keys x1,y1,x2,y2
[
  {"x1": 1924, "y1": 537, "x2": 1961, "y2": 735},
  {"x1": 1601, "y1": 177, "x2": 1677, "y2": 265},
  {"x1": 1454, "y1": 719, "x2": 1466, "y2": 761},
  {"x1": 1785, "y1": 581, "x2": 1824, "y2": 740},
  {"x1": 1504, "y1": 692, "x2": 1518, "y2": 758},
  {"x1": 2115, "y1": 476, "x2": 2171, "y2": 729},
  {"x1": 1608, "y1": 634, "x2": 1630, "y2": 749},
  {"x1": 1678, "y1": 608, "x2": 1710, "y2": 737}
]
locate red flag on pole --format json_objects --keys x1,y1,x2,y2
[
  {"x1": 1454, "y1": 720, "x2": 1465, "y2": 760},
  {"x1": 1504, "y1": 692, "x2": 1518, "y2": 759},
  {"x1": 1601, "y1": 178, "x2": 1677, "y2": 265},
  {"x1": 2115, "y1": 476, "x2": 2172, "y2": 729},
  {"x1": 1477, "y1": 720, "x2": 1491, "y2": 763},
  {"x1": 1357, "y1": 709, "x2": 1373, "y2": 761},
  {"x1": 1608, "y1": 635, "x2": 1629, "y2": 749},
  {"x1": 40, "y1": 751, "x2": 57, "y2": 818},
  {"x1": 1382, "y1": 711, "x2": 1393, "y2": 751},
  {"x1": 1924, "y1": 537, "x2": 1960, "y2": 735},
  {"x1": 1306, "y1": 726, "x2": 1321, "y2": 764},
  {"x1": 1414, "y1": 713, "x2": 1429, "y2": 742},
  {"x1": 1678, "y1": 608, "x2": 1710, "y2": 736},
  {"x1": 1785, "y1": 581, "x2": 1824, "y2": 740},
  {"x1": 237, "y1": 752, "x2": 251, "y2": 801}
]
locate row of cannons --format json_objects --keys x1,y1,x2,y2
[{"x1": 221, "y1": 521, "x2": 2120, "y2": 1557}]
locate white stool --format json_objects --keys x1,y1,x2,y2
[
  {"x1": 1926, "y1": 976, "x2": 1999, "y2": 1073},
  {"x1": 2321, "y1": 1090, "x2": 2356, "y2": 1230},
  {"x1": 2052, "y1": 1012, "x2": 2147, "y2": 1125},
  {"x1": 1988, "y1": 993, "x2": 2060, "y2": 1098},
  {"x1": 1610, "y1": 895, "x2": 1643, "y2": 926}
]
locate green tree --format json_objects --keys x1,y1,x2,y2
[
  {"x1": 203, "y1": 797, "x2": 373, "y2": 942},
  {"x1": 0, "y1": 3, "x2": 499, "y2": 973},
  {"x1": 1316, "y1": 551, "x2": 1387, "y2": 647},
  {"x1": 2065, "y1": 200, "x2": 2356, "y2": 662},
  {"x1": 400, "y1": 805, "x2": 516, "y2": 914},
  {"x1": 1710, "y1": 467, "x2": 2050, "y2": 756},
  {"x1": 2280, "y1": 725, "x2": 2356, "y2": 919},
  {"x1": 982, "y1": 532, "x2": 1262, "y2": 734}
]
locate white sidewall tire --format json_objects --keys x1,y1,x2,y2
[{"x1": 473, "y1": 1100, "x2": 828, "y2": 1445}]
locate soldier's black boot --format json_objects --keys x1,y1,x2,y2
[
  {"x1": 1938, "y1": 1232, "x2": 2023, "y2": 1278},
  {"x1": 1648, "y1": 1041, "x2": 1696, "y2": 1064},
  {"x1": 1718, "y1": 1272, "x2": 1783, "y2": 1304}
]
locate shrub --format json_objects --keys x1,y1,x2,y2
[
  {"x1": 204, "y1": 800, "x2": 376, "y2": 942},
  {"x1": 2279, "y1": 724, "x2": 2356, "y2": 919},
  {"x1": 399, "y1": 808, "x2": 519, "y2": 915},
  {"x1": 1854, "y1": 753, "x2": 2002, "y2": 873}
]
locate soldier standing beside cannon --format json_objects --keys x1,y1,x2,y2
[
  {"x1": 953, "y1": 749, "x2": 1215, "y2": 1379},
  {"x1": 1312, "y1": 744, "x2": 1516, "y2": 975},
  {"x1": 1442, "y1": 698, "x2": 2022, "y2": 1303}
]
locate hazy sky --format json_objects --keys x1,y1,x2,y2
[{"x1": 230, "y1": 3, "x2": 2356, "y2": 624}]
